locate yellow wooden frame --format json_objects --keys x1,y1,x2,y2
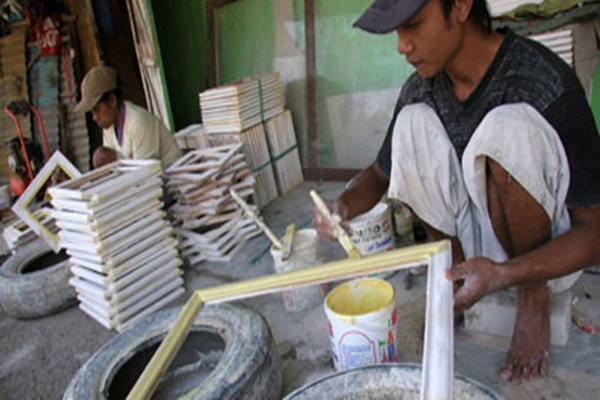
[
  {"x1": 127, "y1": 240, "x2": 453, "y2": 399},
  {"x1": 12, "y1": 151, "x2": 81, "y2": 252}
]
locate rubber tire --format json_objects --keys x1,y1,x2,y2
[
  {"x1": 283, "y1": 363, "x2": 501, "y2": 399},
  {"x1": 64, "y1": 303, "x2": 281, "y2": 400},
  {"x1": 0, "y1": 238, "x2": 76, "y2": 319}
]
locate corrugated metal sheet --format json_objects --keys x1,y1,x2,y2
[
  {"x1": 60, "y1": 44, "x2": 89, "y2": 172},
  {"x1": 27, "y1": 32, "x2": 90, "y2": 173},
  {"x1": 0, "y1": 27, "x2": 29, "y2": 185},
  {"x1": 529, "y1": 28, "x2": 574, "y2": 67},
  {"x1": 28, "y1": 48, "x2": 61, "y2": 156}
]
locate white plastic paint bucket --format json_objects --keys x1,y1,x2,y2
[
  {"x1": 271, "y1": 229, "x2": 328, "y2": 312},
  {"x1": 349, "y1": 202, "x2": 395, "y2": 279},
  {"x1": 349, "y1": 202, "x2": 394, "y2": 256},
  {"x1": 324, "y1": 278, "x2": 398, "y2": 371}
]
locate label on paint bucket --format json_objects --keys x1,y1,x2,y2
[
  {"x1": 325, "y1": 278, "x2": 399, "y2": 371},
  {"x1": 349, "y1": 203, "x2": 394, "y2": 256}
]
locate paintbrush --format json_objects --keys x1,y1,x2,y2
[
  {"x1": 280, "y1": 223, "x2": 295, "y2": 261},
  {"x1": 309, "y1": 190, "x2": 362, "y2": 260},
  {"x1": 230, "y1": 189, "x2": 283, "y2": 250}
]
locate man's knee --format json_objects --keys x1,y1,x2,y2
[
  {"x1": 395, "y1": 103, "x2": 442, "y2": 142},
  {"x1": 93, "y1": 146, "x2": 117, "y2": 169}
]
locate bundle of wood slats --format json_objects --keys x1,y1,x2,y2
[
  {"x1": 264, "y1": 110, "x2": 304, "y2": 195},
  {"x1": 48, "y1": 160, "x2": 183, "y2": 332},
  {"x1": 207, "y1": 125, "x2": 278, "y2": 209},
  {"x1": 164, "y1": 144, "x2": 261, "y2": 264},
  {"x1": 199, "y1": 72, "x2": 284, "y2": 134}
]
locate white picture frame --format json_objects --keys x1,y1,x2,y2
[{"x1": 12, "y1": 151, "x2": 82, "y2": 252}]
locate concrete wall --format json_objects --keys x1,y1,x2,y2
[{"x1": 314, "y1": 0, "x2": 413, "y2": 168}]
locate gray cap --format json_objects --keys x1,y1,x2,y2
[{"x1": 353, "y1": 0, "x2": 429, "y2": 34}]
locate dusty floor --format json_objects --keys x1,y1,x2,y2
[{"x1": 1, "y1": 181, "x2": 599, "y2": 399}]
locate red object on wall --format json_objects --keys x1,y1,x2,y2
[{"x1": 10, "y1": 174, "x2": 29, "y2": 198}]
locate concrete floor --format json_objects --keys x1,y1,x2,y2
[{"x1": 1, "y1": 181, "x2": 599, "y2": 399}]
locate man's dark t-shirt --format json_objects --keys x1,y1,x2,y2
[{"x1": 376, "y1": 29, "x2": 600, "y2": 208}]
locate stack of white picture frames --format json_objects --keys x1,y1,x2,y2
[
  {"x1": 47, "y1": 160, "x2": 184, "y2": 332},
  {"x1": 199, "y1": 72, "x2": 284, "y2": 134},
  {"x1": 264, "y1": 110, "x2": 304, "y2": 196},
  {"x1": 164, "y1": 143, "x2": 261, "y2": 264}
]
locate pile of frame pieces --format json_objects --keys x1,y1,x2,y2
[
  {"x1": 2, "y1": 208, "x2": 58, "y2": 252},
  {"x1": 174, "y1": 123, "x2": 209, "y2": 151},
  {"x1": 164, "y1": 143, "x2": 261, "y2": 264},
  {"x1": 47, "y1": 160, "x2": 184, "y2": 332},
  {"x1": 206, "y1": 125, "x2": 278, "y2": 209},
  {"x1": 264, "y1": 110, "x2": 304, "y2": 195},
  {"x1": 199, "y1": 72, "x2": 284, "y2": 134}
]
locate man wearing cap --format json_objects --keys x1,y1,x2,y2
[
  {"x1": 314, "y1": 0, "x2": 600, "y2": 383},
  {"x1": 75, "y1": 65, "x2": 182, "y2": 169}
]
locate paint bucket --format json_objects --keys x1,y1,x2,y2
[
  {"x1": 349, "y1": 202, "x2": 394, "y2": 256},
  {"x1": 349, "y1": 202, "x2": 395, "y2": 278},
  {"x1": 271, "y1": 228, "x2": 328, "y2": 312},
  {"x1": 324, "y1": 278, "x2": 398, "y2": 371},
  {"x1": 392, "y1": 203, "x2": 413, "y2": 237}
]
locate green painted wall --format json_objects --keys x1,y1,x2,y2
[
  {"x1": 315, "y1": 0, "x2": 414, "y2": 166},
  {"x1": 150, "y1": 0, "x2": 413, "y2": 168},
  {"x1": 152, "y1": 0, "x2": 207, "y2": 130},
  {"x1": 217, "y1": 0, "x2": 276, "y2": 83},
  {"x1": 592, "y1": 50, "x2": 600, "y2": 133}
]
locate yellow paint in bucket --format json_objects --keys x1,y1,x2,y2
[
  {"x1": 271, "y1": 229, "x2": 328, "y2": 312},
  {"x1": 324, "y1": 278, "x2": 398, "y2": 371}
]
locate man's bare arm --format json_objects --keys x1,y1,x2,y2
[{"x1": 450, "y1": 205, "x2": 600, "y2": 309}]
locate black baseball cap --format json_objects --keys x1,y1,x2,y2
[{"x1": 353, "y1": 0, "x2": 429, "y2": 34}]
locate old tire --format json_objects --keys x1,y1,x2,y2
[
  {"x1": 64, "y1": 303, "x2": 281, "y2": 400},
  {"x1": 0, "y1": 238, "x2": 76, "y2": 319},
  {"x1": 284, "y1": 363, "x2": 501, "y2": 399}
]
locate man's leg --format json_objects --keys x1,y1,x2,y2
[
  {"x1": 417, "y1": 219, "x2": 466, "y2": 266},
  {"x1": 387, "y1": 103, "x2": 477, "y2": 266},
  {"x1": 487, "y1": 158, "x2": 551, "y2": 382},
  {"x1": 463, "y1": 103, "x2": 573, "y2": 382}
]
